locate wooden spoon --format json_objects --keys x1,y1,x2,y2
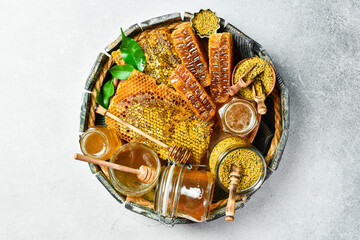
[
  {"x1": 225, "y1": 165, "x2": 242, "y2": 222},
  {"x1": 252, "y1": 83, "x2": 267, "y2": 115},
  {"x1": 74, "y1": 153, "x2": 156, "y2": 184},
  {"x1": 229, "y1": 64, "x2": 258, "y2": 96}
]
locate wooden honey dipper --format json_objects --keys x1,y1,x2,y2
[
  {"x1": 74, "y1": 153, "x2": 156, "y2": 183},
  {"x1": 225, "y1": 165, "x2": 242, "y2": 222},
  {"x1": 95, "y1": 105, "x2": 190, "y2": 164}
]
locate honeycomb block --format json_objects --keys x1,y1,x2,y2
[
  {"x1": 111, "y1": 49, "x2": 125, "y2": 65},
  {"x1": 106, "y1": 70, "x2": 213, "y2": 165},
  {"x1": 169, "y1": 64, "x2": 216, "y2": 121},
  {"x1": 136, "y1": 28, "x2": 181, "y2": 86},
  {"x1": 172, "y1": 24, "x2": 211, "y2": 87},
  {"x1": 209, "y1": 33, "x2": 233, "y2": 103}
]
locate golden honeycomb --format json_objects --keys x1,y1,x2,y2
[
  {"x1": 136, "y1": 28, "x2": 181, "y2": 86},
  {"x1": 169, "y1": 64, "x2": 216, "y2": 121},
  {"x1": 111, "y1": 49, "x2": 125, "y2": 65},
  {"x1": 106, "y1": 70, "x2": 213, "y2": 165},
  {"x1": 209, "y1": 33, "x2": 233, "y2": 103},
  {"x1": 172, "y1": 25, "x2": 211, "y2": 87}
]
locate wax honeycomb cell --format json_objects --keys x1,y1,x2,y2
[
  {"x1": 209, "y1": 33, "x2": 233, "y2": 103},
  {"x1": 106, "y1": 69, "x2": 213, "y2": 166},
  {"x1": 111, "y1": 49, "x2": 125, "y2": 65},
  {"x1": 136, "y1": 28, "x2": 181, "y2": 86},
  {"x1": 169, "y1": 65, "x2": 216, "y2": 121},
  {"x1": 171, "y1": 25, "x2": 211, "y2": 87}
]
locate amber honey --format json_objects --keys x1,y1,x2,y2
[
  {"x1": 109, "y1": 143, "x2": 161, "y2": 196},
  {"x1": 225, "y1": 102, "x2": 254, "y2": 133},
  {"x1": 218, "y1": 97, "x2": 259, "y2": 137},
  {"x1": 80, "y1": 126, "x2": 121, "y2": 160},
  {"x1": 176, "y1": 169, "x2": 215, "y2": 222},
  {"x1": 155, "y1": 165, "x2": 215, "y2": 223}
]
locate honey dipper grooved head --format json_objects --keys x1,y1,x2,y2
[
  {"x1": 169, "y1": 145, "x2": 190, "y2": 164},
  {"x1": 138, "y1": 165, "x2": 156, "y2": 183}
]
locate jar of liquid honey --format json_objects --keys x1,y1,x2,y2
[
  {"x1": 218, "y1": 97, "x2": 259, "y2": 137},
  {"x1": 80, "y1": 126, "x2": 122, "y2": 160},
  {"x1": 109, "y1": 142, "x2": 161, "y2": 196},
  {"x1": 155, "y1": 164, "x2": 215, "y2": 223}
]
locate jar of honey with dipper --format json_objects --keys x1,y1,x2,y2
[
  {"x1": 109, "y1": 142, "x2": 161, "y2": 196},
  {"x1": 74, "y1": 142, "x2": 161, "y2": 197}
]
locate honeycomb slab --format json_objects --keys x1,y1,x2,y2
[
  {"x1": 106, "y1": 70, "x2": 213, "y2": 165},
  {"x1": 136, "y1": 28, "x2": 181, "y2": 86},
  {"x1": 172, "y1": 25, "x2": 211, "y2": 87},
  {"x1": 209, "y1": 33, "x2": 233, "y2": 103},
  {"x1": 170, "y1": 64, "x2": 216, "y2": 121}
]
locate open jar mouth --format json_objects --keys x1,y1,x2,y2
[
  {"x1": 109, "y1": 142, "x2": 161, "y2": 196},
  {"x1": 80, "y1": 130, "x2": 109, "y2": 159},
  {"x1": 218, "y1": 98, "x2": 259, "y2": 137},
  {"x1": 223, "y1": 101, "x2": 258, "y2": 134},
  {"x1": 216, "y1": 146, "x2": 266, "y2": 195}
]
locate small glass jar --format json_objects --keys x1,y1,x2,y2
[
  {"x1": 218, "y1": 97, "x2": 259, "y2": 137},
  {"x1": 80, "y1": 126, "x2": 122, "y2": 160},
  {"x1": 209, "y1": 136, "x2": 266, "y2": 195},
  {"x1": 155, "y1": 164, "x2": 215, "y2": 223},
  {"x1": 109, "y1": 143, "x2": 161, "y2": 196}
]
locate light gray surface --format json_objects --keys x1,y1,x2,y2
[{"x1": 0, "y1": 0, "x2": 359, "y2": 239}]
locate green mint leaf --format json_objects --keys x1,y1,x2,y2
[
  {"x1": 95, "y1": 88, "x2": 106, "y2": 109},
  {"x1": 109, "y1": 64, "x2": 135, "y2": 79},
  {"x1": 120, "y1": 28, "x2": 146, "y2": 72},
  {"x1": 102, "y1": 78, "x2": 115, "y2": 108}
]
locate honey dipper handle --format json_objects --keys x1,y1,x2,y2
[
  {"x1": 225, "y1": 165, "x2": 242, "y2": 222},
  {"x1": 74, "y1": 153, "x2": 140, "y2": 175},
  {"x1": 95, "y1": 105, "x2": 169, "y2": 149}
]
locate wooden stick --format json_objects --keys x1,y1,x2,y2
[
  {"x1": 73, "y1": 153, "x2": 156, "y2": 183},
  {"x1": 225, "y1": 165, "x2": 242, "y2": 222},
  {"x1": 95, "y1": 105, "x2": 169, "y2": 149},
  {"x1": 74, "y1": 153, "x2": 140, "y2": 174},
  {"x1": 95, "y1": 105, "x2": 190, "y2": 164}
]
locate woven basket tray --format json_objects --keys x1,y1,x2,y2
[{"x1": 79, "y1": 12, "x2": 290, "y2": 224}]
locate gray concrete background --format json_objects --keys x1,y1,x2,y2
[{"x1": 0, "y1": 0, "x2": 359, "y2": 239}]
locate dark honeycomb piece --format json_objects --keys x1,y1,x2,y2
[
  {"x1": 171, "y1": 24, "x2": 211, "y2": 87},
  {"x1": 170, "y1": 65, "x2": 216, "y2": 121},
  {"x1": 209, "y1": 33, "x2": 233, "y2": 103}
]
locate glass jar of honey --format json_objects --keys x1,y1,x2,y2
[
  {"x1": 109, "y1": 143, "x2": 161, "y2": 196},
  {"x1": 80, "y1": 126, "x2": 122, "y2": 160},
  {"x1": 155, "y1": 164, "x2": 215, "y2": 223},
  {"x1": 209, "y1": 136, "x2": 266, "y2": 195},
  {"x1": 218, "y1": 97, "x2": 259, "y2": 137}
]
